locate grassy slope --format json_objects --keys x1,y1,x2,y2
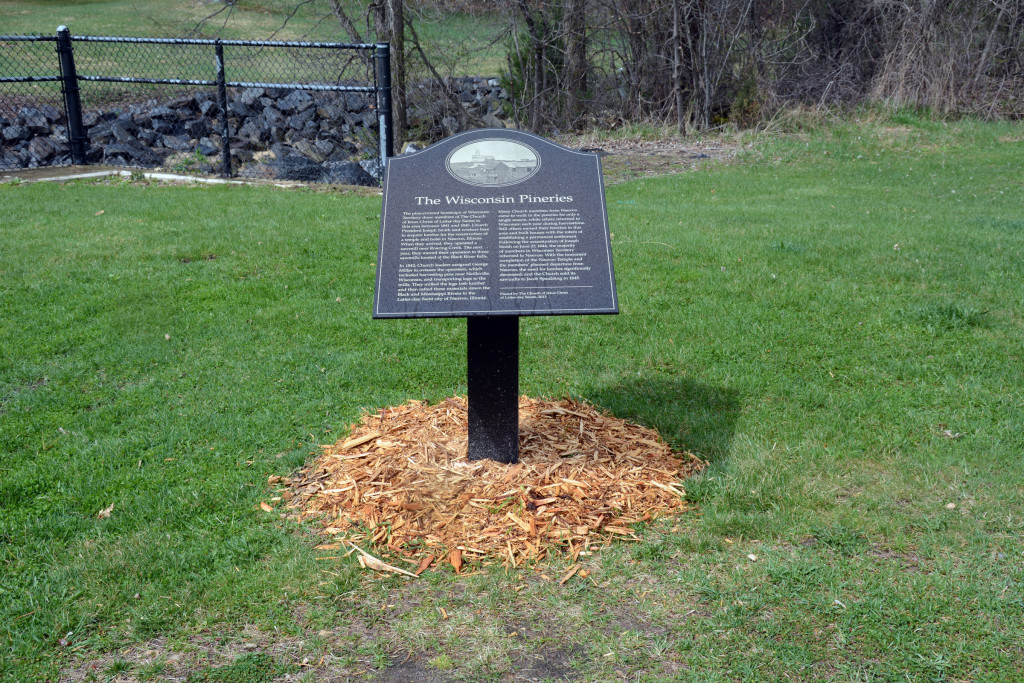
[
  {"x1": 1, "y1": 117, "x2": 1023, "y2": 681},
  {"x1": 0, "y1": 0, "x2": 505, "y2": 74}
]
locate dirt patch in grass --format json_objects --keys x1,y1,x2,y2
[
  {"x1": 868, "y1": 544, "x2": 923, "y2": 571},
  {"x1": 58, "y1": 624, "x2": 388, "y2": 682},
  {"x1": 58, "y1": 633, "x2": 304, "y2": 683},
  {"x1": 560, "y1": 138, "x2": 738, "y2": 185},
  {"x1": 376, "y1": 656, "x2": 452, "y2": 683},
  {"x1": 605, "y1": 607, "x2": 668, "y2": 638},
  {"x1": 509, "y1": 645, "x2": 582, "y2": 681}
]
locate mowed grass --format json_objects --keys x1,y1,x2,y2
[
  {"x1": 1, "y1": 116, "x2": 1023, "y2": 681},
  {"x1": 0, "y1": 0, "x2": 506, "y2": 75}
]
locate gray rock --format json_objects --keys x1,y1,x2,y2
[
  {"x1": 227, "y1": 100, "x2": 250, "y2": 118},
  {"x1": 40, "y1": 104, "x2": 63, "y2": 123},
  {"x1": 271, "y1": 155, "x2": 323, "y2": 181},
  {"x1": 81, "y1": 110, "x2": 113, "y2": 127},
  {"x1": 237, "y1": 121, "x2": 267, "y2": 145},
  {"x1": 87, "y1": 122, "x2": 113, "y2": 141},
  {"x1": 3, "y1": 125, "x2": 28, "y2": 142},
  {"x1": 287, "y1": 109, "x2": 314, "y2": 131},
  {"x1": 149, "y1": 106, "x2": 178, "y2": 120},
  {"x1": 294, "y1": 139, "x2": 328, "y2": 163},
  {"x1": 198, "y1": 99, "x2": 219, "y2": 117},
  {"x1": 270, "y1": 142, "x2": 296, "y2": 158},
  {"x1": 228, "y1": 146, "x2": 254, "y2": 164},
  {"x1": 21, "y1": 111, "x2": 50, "y2": 135},
  {"x1": 344, "y1": 93, "x2": 367, "y2": 113},
  {"x1": 161, "y1": 134, "x2": 191, "y2": 152},
  {"x1": 327, "y1": 139, "x2": 358, "y2": 157},
  {"x1": 240, "y1": 87, "x2": 265, "y2": 105},
  {"x1": 110, "y1": 121, "x2": 139, "y2": 144},
  {"x1": 150, "y1": 118, "x2": 177, "y2": 134},
  {"x1": 481, "y1": 113, "x2": 505, "y2": 129},
  {"x1": 1, "y1": 150, "x2": 24, "y2": 167},
  {"x1": 28, "y1": 136, "x2": 58, "y2": 161},
  {"x1": 317, "y1": 101, "x2": 347, "y2": 121},
  {"x1": 278, "y1": 90, "x2": 314, "y2": 113},
  {"x1": 322, "y1": 160, "x2": 376, "y2": 186},
  {"x1": 197, "y1": 137, "x2": 219, "y2": 157},
  {"x1": 314, "y1": 138, "x2": 336, "y2": 157},
  {"x1": 184, "y1": 119, "x2": 210, "y2": 139},
  {"x1": 164, "y1": 94, "x2": 197, "y2": 111},
  {"x1": 114, "y1": 116, "x2": 139, "y2": 134},
  {"x1": 263, "y1": 106, "x2": 284, "y2": 125},
  {"x1": 104, "y1": 141, "x2": 163, "y2": 166},
  {"x1": 359, "y1": 157, "x2": 382, "y2": 179}
]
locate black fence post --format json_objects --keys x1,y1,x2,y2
[
  {"x1": 374, "y1": 43, "x2": 394, "y2": 172},
  {"x1": 214, "y1": 41, "x2": 232, "y2": 178},
  {"x1": 56, "y1": 26, "x2": 87, "y2": 165}
]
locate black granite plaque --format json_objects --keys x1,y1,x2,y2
[{"x1": 373, "y1": 129, "x2": 618, "y2": 318}]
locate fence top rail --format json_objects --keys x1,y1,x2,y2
[
  {"x1": 0, "y1": 76, "x2": 63, "y2": 83},
  {"x1": 227, "y1": 81, "x2": 377, "y2": 92},
  {"x1": 0, "y1": 35, "x2": 57, "y2": 42},
  {"x1": 67, "y1": 35, "x2": 378, "y2": 50},
  {"x1": 72, "y1": 74, "x2": 378, "y2": 92}
]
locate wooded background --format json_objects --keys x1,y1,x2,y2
[{"x1": 231, "y1": 0, "x2": 1023, "y2": 141}]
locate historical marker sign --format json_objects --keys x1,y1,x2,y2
[
  {"x1": 373, "y1": 129, "x2": 618, "y2": 319},
  {"x1": 373, "y1": 129, "x2": 617, "y2": 464}
]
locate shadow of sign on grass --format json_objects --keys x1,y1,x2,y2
[{"x1": 587, "y1": 375, "x2": 741, "y2": 467}]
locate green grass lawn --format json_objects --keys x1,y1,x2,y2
[
  {"x1": 0, "y1": 0, "x2": 506, "y2": 75},
  {"x1": 2, "y1": 115, "x2": 1023, "y2": 681}
]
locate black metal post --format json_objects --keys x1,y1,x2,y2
[
  {"x1": 467, "y1": 316, "x2": 520, "y2": 464},
  {"x1": 374, "y1": 42, "x2": 394, "y2": 172},
  {"x1": 214, "y1": 41, "x2": 232, "y2": 178},
  {"x1": 56, "y1": 26, "x2": 87, "y2": 165}
]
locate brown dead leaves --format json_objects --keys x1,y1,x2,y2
[{"x1": 281, "y1": 396, "x2": 703, "y2": 569}]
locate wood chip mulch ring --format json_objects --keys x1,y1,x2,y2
[{"x1": 275, "y1": 396, "x2": 705, "y2": 573}]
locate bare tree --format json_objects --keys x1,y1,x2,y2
[
  {"x1": 192, "y1": 0, "x2": 1024, "y2": 142},
  {"x1": 371, "y1": 0, "x2": 408, "y2": 149}
]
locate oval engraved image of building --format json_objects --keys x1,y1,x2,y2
[{"x1": 446, "y1": 138, "x2": 540, "y2": 187}]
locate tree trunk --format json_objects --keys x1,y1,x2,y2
[
  {"x1": 374, "y1": 0, "x2": 407, "y2": 150},
  {"x1": 562, "y1": 0, "x2": 588, "y2": 126},
  {"x1": 673, "y1": 0, "x2": 686, "y2": 134}
]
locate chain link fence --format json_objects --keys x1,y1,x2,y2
[
  {"x1": 0, "y1": 35, "x2": 70, "y2": 169},
  {"x1": 1, "y1": 28, "x2": 393, "y2": 185}
]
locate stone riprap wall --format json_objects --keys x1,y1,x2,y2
[
  {"x1": 1, "y1": 103, "x2": 69, "y2": 169},
  {"x1": 0, "y1": 77, "x2": 510, "y2": 184}
]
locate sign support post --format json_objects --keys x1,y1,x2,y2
[{"x1": 467, "y1": 316, "x2": 520, "y2": 463}]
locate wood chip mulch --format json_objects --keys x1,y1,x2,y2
[{"x1": 276, "y1": 396, "x2": 704, "y2": 571}]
